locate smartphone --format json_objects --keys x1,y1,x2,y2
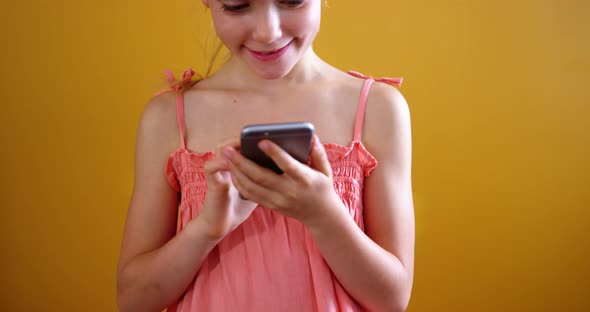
[{"x1": 240, "y1": 122, "x2": 315, "y2": 174}]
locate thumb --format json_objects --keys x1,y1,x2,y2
[
  {"x1": 204, "y1": 157, "x2": 231, "y2": 187},
  {"x1": 205, "y1": 137, "x2": 239, "y2": 186},
  {"x1": 309, "y1": 135, "x2": 332, "y2": 177}
]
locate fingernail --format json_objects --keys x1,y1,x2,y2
[
  {"x1": 223, "y1": 148, "x2": 233, "y2": 159},
  {"x1": 259, "y1": 141, "x2": 269, "y2": 151}
]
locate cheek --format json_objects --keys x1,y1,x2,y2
[
  {"x1": 285, "y1": 5, "x2": 321, "y2": 38},
  {"x1": 211, "y1": 14, "x2": 243, "y2": 47},
  {"x1": 306, "y1": 1, "x2": 322, "y2": 29}
]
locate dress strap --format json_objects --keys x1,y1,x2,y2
[
  {"x1": 347, "y1": 71, "x2": 403, "y2": 142},
  {"x1": 154, "y1": 69, "x2": 196, "y2": 149}
]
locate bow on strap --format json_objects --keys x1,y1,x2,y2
[
  {"x1": 154, "y1": 68, "x2": 196, "y2": 96},
  {"x1": 347, "y1": 70, "x2": 403, "y2": 87}
]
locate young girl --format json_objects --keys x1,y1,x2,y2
[{"x1": 117, "y1": 0, "x2": 415, "y2": 311}]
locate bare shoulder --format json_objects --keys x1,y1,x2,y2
[
  {"x1": 365, "y1": 82, "x2": 409, "y2": 124},
  {"x1": 140, "y1": 91, "x2": 178, "y2": 133},
  {"x1": 363, "y1": 82, "x2": 411, "y2": 152},
  {"x1": 137, "y1": 91, "x2": 180, "y2": 153}
]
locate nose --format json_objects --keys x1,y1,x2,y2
[{"x1": 252, "y1": 7, "x2": 282, "y2": 44}]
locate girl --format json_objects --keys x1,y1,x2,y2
[{"x1": 117, "y1": 0, "x2": 415, "y2": 311}]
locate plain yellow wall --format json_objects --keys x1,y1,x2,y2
[{"x1": 1, "y1": 0, "x2": 588, "y2": 311}]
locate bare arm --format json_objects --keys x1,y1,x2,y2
[
  {"x1": 116, "y1": 95, "x2": 222, "y2": 312},
  {"x1": 305, "y1": 84, "x2": 415, "y2": 312}
]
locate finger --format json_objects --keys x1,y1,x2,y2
[
  {"x1": 209, "y1": 137, "x2": 240, "y2": 183},
  {"x1": 231, "y1": 171, "x2": 286, "y2": 210},
  {"x1": 204, "y1": 157, "x2": 230, "y2": 185},
  {"x1": 309, "y1": 135, "x2": 332, "y2": 178},
  {"x1": 229, "y1": 163, "x2": 274, "y2": 205},
  {"x1": 222, "y1": 146, "x2": 282, "y2": 189},
  {"x1": 257, "y1": 140, "x2": 305, "y2": 179},
  {"x1": 204, "y1": 158, "x2": 229, "y2": 175}
]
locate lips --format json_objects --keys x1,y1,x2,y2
[
  {"x1": 247, "y1": 41, "x2": 292, "y2": 62},
  {"x1": 258, "y1": 48, "x2": 281, "y2": 54}
]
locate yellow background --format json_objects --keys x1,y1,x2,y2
[{"x1": 1, "y1": 0, "x2": 588, "y2": 311}]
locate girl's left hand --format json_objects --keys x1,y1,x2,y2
[{"x1": 221, "y1": 135, "x2": 344, "y2": 226}]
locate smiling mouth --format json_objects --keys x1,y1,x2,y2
[
  {"x1": 247, "y1": 41, "x2": 293, "y2": 62},
  {"x1": 257, "y1": 48, "x2": 281, "y2": 54},
  {"x1": 258, "y1": 51, "x2": 276, "y2": 55},
  {"x1": 250, "y1": 41, "x2": 292, "y2": 54}
]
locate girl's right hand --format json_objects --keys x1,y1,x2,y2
[{"x1": 198, "y1": 139, "x2": 258, "y2": 239}]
